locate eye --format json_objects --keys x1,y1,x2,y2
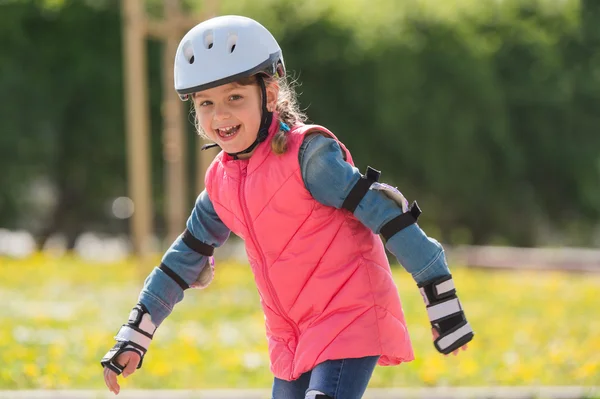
[
  {"x1": 229, "y1": 94, "x2": 242, "y2": 101},
  {"x1": 198, "y1": 100, "x2": 212, "y2": 107}
]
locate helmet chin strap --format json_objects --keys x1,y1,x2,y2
[
  {"x1": 200, "y1": 76, "x2": 272, "y2": 158},
  {"x1": 219, "y1": 76, "x2": 272, "y2": 160},
  {"x1": 200, "y1": 76, "x2": 273, "y2": 158}
]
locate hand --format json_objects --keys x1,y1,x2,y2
[
  {"x1": 103, "y1": 351, "x2": 140, "y2": 395},
  {"x1": 432, "y1": 328, "x2": 468, "y2": 356}
]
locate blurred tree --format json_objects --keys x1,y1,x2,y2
[
  {"x1": 0, "y1": 0, "x2": 598, "y2": 248},
  {"x1": 1, "y1": 1, "x2": 133, "y2": 247}
]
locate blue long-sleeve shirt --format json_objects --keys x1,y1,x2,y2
[{"x1": 138, "y1": 134, "x2": 450, "y2": 326}]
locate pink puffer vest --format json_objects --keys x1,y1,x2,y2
[{"x1": 204, "y1": 117, "x2": 414, "y2": 381}]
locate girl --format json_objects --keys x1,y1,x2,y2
[{"x1": 102, "y1": 15, "x2": 473, "y2": 399}]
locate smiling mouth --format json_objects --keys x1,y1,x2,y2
[{"x1": 216, "y1": 125, "x2": 241, "y2": 138}]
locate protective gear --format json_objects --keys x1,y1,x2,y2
[
  {"x1": 158, "y1": 258, "x2": 215, "y2": 290},
  {"x1": 174, "y1": 15, "x2": 286, "y2": 160},
  {"x1": 100, "y1": 303, "x2": 157, "y2": 375},
  {"x1": 341, "y1": 166, "x2": 381, "y2": 213},
  {"x1": 341, "y1": 166, "x2": 420, "y2": 240},
  {"x1": 181, "y1": 228, "x2": 214, "y2": 256},
  {"x1": 174, "y1": 15, "x2": 285, "y2": 99},
  {"x1": 369, "y1": 182, "x2": 409, "y2": 213},
  {"x1": 379, "y1": 201, "x2": 421, "y2": 241},
  {"x1": 418, "y1": 275, "x2": 474, "y2": 354},
  {"x1": 159, "y1": 228, "x2": 216, "y2": 290}
]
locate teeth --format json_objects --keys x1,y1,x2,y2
[{"x1": 217, "y1": 125, "x2": 239, "y2": 137}]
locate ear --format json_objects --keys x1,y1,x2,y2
[{"x1": 265, "y1": 80, "x2": 279, "y2": 112}]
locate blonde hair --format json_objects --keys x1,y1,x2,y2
[{"x1": 191, "y1": 74, "x2": 307, "y2": 155}]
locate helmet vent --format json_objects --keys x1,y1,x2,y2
[
  {"x1": 182, "y1": 40, "x2": 195, "y2": 64},
  {"x1": 227, "y1": 33, "x2": 238, "y2": 54},
  {"x1": 203, "y1": 30, "x2": 214, "y2": 50}
]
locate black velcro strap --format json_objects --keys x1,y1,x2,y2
[
  {"x1": 341, "y1": 166, "x2": 381, "y2": 213},
  {"x1": 105, "y1": 360, "x2": 124, "y2": 375},
  {"x1": 159, "y1": 263, "x2": 189, "y2": 290},
  {"x1": 181, "y1": 228, "x2": 214, "y2": 256},
  {"x1": 380, "y1": 201, "x2": 422, "y2": 241},
  {"x1": 123, "y1": 341, "x2": 147, "y2": 354},
  {"x1": 418, "y1": 274, "x2": 455, "y2": 304}
]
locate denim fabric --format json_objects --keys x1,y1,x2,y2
[
  {"x1": 299, "y1": 134, "x2": 451, "y2": 284},
  {"x1": 139, "y1": 133, "x2": 450, "y2": 327},
  {"x1": 272, "y1": 356, "x2": 379, "y2": 399},
  {"x1": 138, "y1": 190, "x2": 230, "y2": 326}
]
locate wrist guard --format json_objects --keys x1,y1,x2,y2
[
  {"x1": 100, "y1": 303, "x2": 157, "y2": 375},
  {"x1": 418, "y1": 275, "x2": 474, "y2": 354}
]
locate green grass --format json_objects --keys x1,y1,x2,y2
[{"x1": 0, "y1": 253, "x2": 598, "y2": 389}]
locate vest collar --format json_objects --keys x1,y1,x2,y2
[{"x1": 221, "y1": 113, "x2": 282, "y2": 175}]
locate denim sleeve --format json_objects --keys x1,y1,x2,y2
[
  {"x1": 138, "y1": 190, "x2": 231, "y2": 326},
  {"x1": 299, "y1": 134, "x2": 450, "y2": 284}
]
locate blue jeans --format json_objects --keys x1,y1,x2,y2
[{"x1": 272, "y1": 356, "x2": 379, "y2": 399}]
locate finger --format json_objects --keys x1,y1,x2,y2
[
  {"x1": 110, "y1": 372, "x2": 120, "y2": 395},
  {"x1": 104, "y1": 368, "x2": 115, "y2": 394},
  {"x1": 105, "y1": 367, "x2": 120, "y2": 395},
  {"x1": 103, "y1": 368, "x2": 112, "y2": 392},
  {"x1": 122, "y1": 354, "x2": 139, "y2": 378},
  {"x1": 104, "y1": 367, "x2": 116, "y2": 394}
]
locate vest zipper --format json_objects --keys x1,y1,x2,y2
[{"x1": 239, "y1": 166, "x2": 301, "y2": 341}]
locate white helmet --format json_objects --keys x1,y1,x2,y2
[{"x1": 174, "y1": 15, "x2": 286, "y2": 100}]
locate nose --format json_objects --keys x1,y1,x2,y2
[{"x1": 213, "y1": 102, "x2": 231, "y2": 122}]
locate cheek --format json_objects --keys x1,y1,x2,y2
[
  {"x1": 196, "y1": 113, "x2": 213, "y2": 134},
  {"x1": 242, "y1": 111, "x2": 261, "y2": 130},
  {"x1": 239, "y1": 102, "x2": 262, "y2": 131}
]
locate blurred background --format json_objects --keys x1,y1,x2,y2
[{"x1": 0, "y1": 0, "x2": 599, "y2": 396}]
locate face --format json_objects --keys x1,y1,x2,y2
[{"x1": 193, "y1": 79, "x2": 278, "y2": 157}]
